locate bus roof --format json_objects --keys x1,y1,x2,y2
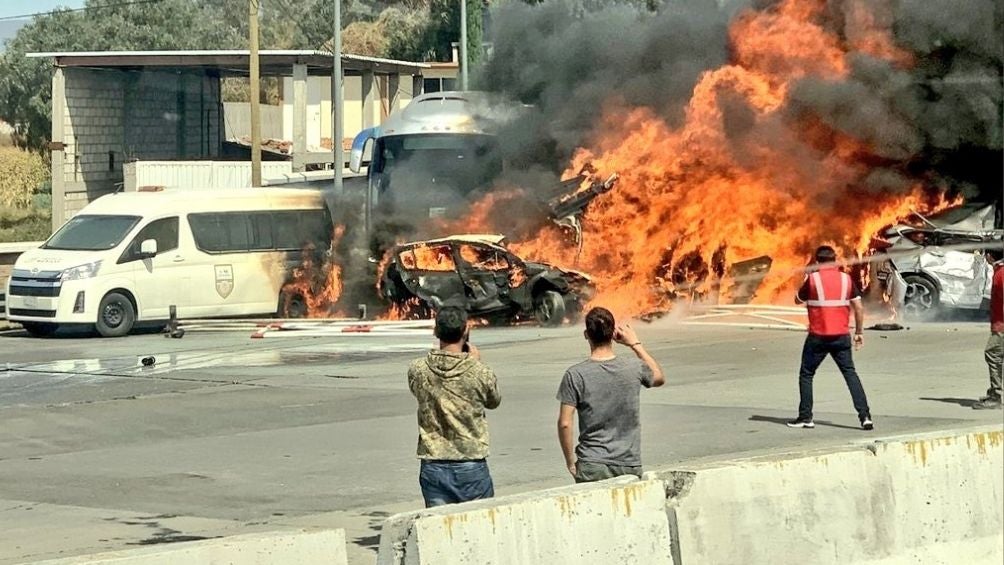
[
  {"x1": 80, "y1": 188, "x2": 326, "y2": 215},
  {"x1": 378, "y1": 91, "x2": 526, "y2": 137}
]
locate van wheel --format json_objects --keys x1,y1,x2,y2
[
  {"x1": 22, "y1": 322, "x2": 59, "y2": 338},
  {"x1": 534, "y1": 290, "x2": 567, "y2": 327},
  {"x1": 280, "y1": 292, "x2": 308, "y2": 318},
  {"x1": 96, "y1": 292, "x2": 135, "y2": 337}
]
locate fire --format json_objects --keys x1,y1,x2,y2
[
  {"x1": 381, "y1": 297, "x2": 426, "y2": 321},
  {"x1": 449, "y1": 0, "x2": 959, "y2": 319},
  {"x1": 281, "y1": 225, "x2": 346, "y2": 318}
]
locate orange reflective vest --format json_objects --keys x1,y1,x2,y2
[{"x1": 805, "y1": 267, "x2": 854, "y2": 337}]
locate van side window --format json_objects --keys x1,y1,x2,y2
[
  {"x1": 120, "y1": 217, "x2": 179, "y2": 263},
  {"x1": 248, "y1": 212, "x2": 274, "y2": 251},
  {"x1": 274, "y1": 210, "x2": 329, "y2": 250},
  {"x1": 189, "y1": 213, "x2": 250, "y2": 253}
]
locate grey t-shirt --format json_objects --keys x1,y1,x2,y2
[{"x1": 556, "y1": 355, "x2": 655, "y2": 467}]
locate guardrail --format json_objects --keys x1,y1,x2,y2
[{"x1": 0, "y1": 241, "x2": 42, "y2": 321}]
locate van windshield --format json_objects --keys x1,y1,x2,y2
[{"x1": 44, "y1": 215, "x2": 142, "y2": 251}]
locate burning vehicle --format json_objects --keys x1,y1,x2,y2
[
  {"x1": 379, "y1": 235, "x2": 593, "y2": 326},
  {"x1": 871, "y1": 204, "x2": 1003, "y2": 319}
]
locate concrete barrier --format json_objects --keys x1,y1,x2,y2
[
  {"x1": 650, "y1": 426, "x2": 1003, "y2": 565},
  {"x1": 30, "y1": 528, "x2": 348, "y2": 565},
  {"x1": 377, "y1": 427, "x2": 1001, "y2": 565},
  {"x1": 377, "y1": 477, "x2": 674, "y2": 565}
]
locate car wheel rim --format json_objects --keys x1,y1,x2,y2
[
  {"x1": 904, "y1": 282, "x2": 933, "y2": 311},
  {"x1": 103, "y1": 303, "x2": 123, "y2": 327}
]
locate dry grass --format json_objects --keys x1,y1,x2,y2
[{"x1": 0, "y1": 146, "x2": 47, "y2": 208}]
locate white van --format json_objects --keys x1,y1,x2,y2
[{"x1": 5, "y1": 188, "x2": 333, "y2": 337}]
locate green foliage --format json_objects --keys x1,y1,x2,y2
[
  {"x1": 0, "y1": 0, "x2": 497, "y2": 152},
  {"x1": 0, "y1": 146, "x2": 48, "y2": 209},
  {"x1": 0, "y1": 205, "x2": 51, "y2": 243},
  {"x1": 382, "y1": 7, "x2": 438, "y2": 62}
]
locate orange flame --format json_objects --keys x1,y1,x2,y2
[
  {"x1": 282, "y1": 225, "x2": 346, "y2": 318},
  {"x1": 445, "y1": 0, "x2": 960, "y2": 319}
]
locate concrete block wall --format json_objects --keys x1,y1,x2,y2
[
  {"x1": 377, "y1": 426, "x2": 1003, "y2": 565},
  {"x1": 57, "y1": 68, "x2": 221, "y2": 223}
]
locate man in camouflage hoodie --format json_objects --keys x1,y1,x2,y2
[{"x1": 408, "y1": 306, "x2": 502, "y2": 507}]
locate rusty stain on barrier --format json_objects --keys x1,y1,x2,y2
[
  {"x1": 442, "y1": 513, "x2": 470, "y2": 541},
  {"x1": 904, "y1": 431, "x2": 1001, "y2": 466},
  {"x1": 611, "y1": 484, "x2": 647, "y2": 518},
  {"x1": 557, "y1": 495, "x2": 576, "y2": 520},
  {"x1": 968, "y1": 430, "x2": 1003, "y2": 456}
]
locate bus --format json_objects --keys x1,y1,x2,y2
[{"x1": 349, "y1": 91, "x2": 522, "y2": 231}]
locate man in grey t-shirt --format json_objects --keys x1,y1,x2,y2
[{"x1": 557, "y1": 307, "x2": 666, "y2": 482}]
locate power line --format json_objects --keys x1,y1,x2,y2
[{"x1": 0, "y1": 0, "x2": 165, "y2": 22}]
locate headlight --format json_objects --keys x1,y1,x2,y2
[{"x1": 61, "y1": 260, "x2": 103, "y2": 281}]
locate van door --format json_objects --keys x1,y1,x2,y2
[
  {"x1": 118, "y1": 216, "x2": 181, "y2": 320},
  {"x1": 187, "y1": 212, "x2": 278, "y2": 317}
]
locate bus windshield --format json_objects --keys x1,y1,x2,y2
[
  {"x1": 373, "y1": 133, "x2": 502, "y2": 196},
  {"x1": 44, "y1": 215, "x2": 142, "y2": 251}
]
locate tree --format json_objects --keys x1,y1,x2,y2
[{"x1": 0, "y1": 0, "x2": 242, "y2": 152}]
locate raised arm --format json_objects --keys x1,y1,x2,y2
[{"x1": 614, "y1": 323, "x2": 665, "y2": 387}]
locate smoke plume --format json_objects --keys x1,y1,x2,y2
[{"x1": 478, "y1": 0, "x2": 1002, "y2": 199}]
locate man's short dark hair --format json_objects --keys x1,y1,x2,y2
[
  {"x1": 585, "y1": 307, "x2": 615, "y2": 344},
  {"x1": 815, "y1": 245, "x2": 837, "y2": 264},
  {"x1": 435, "y1": 306, "x2": 468, "y2": 344}
]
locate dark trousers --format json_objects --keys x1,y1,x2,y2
[
  {"x1": 574, "y1": 460, "x2": 642, "y2": 483},
  {"x1": 798, "y1": 334, "x2": 871, "y2": 421},
  {"x1": 419, "y1": 459, "x2": 494, "y2": 508}
]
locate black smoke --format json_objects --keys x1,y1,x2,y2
[
  {"x1": 478, "y1": 0, "x2": 1003, "y2": 204},
  {"x1": 479, "y1": 0, "x2": 746, "y2": 172}
]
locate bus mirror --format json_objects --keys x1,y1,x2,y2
[
  {"x1": 139, "y1": 239, "x2": 158, "y2": 258},
  {"x1": 350, "y1": 128, "x2": 375, "y2": 173}
]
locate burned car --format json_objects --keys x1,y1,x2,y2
[
  {"x1": 871, "y1": 204, "x2": 1002, "y2": 319},
  {"x1": 379, "y1": 234, "x2": 593, "y2": 325}
]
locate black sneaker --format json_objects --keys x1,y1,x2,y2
[
  {"x1": 973, "y1": 397, "x2": 1002, "y2": 410},
  {"x1": 786, "y1": 419, "x2": 815, "y2": 429},
  {"x1": 861, "y1": 418, "x2": 874, "y2": 431}
]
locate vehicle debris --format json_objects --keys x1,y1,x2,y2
[
  {"x1": 871, "y1": 204, "x2": 1002, "y2": 319},
  {"x1": 544, "y1": 171, "x2": 619, "y2": 253},
  {"x1": 379, "y1": 234, "x2": 594, "y2": 326}
]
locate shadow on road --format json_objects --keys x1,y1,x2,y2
[
  {"x1": 352, "y1": 510, "x2": 391, "y2": 554},
  {"x1": 919, "y1": 397, "x2": 979, "y2": 408},
  {"x1": 749, "y1": 414, "x2": 862, "y2": 431}
]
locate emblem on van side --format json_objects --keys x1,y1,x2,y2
[{"x1": 215, "y1": 265, "x2": 234, "y2": 299}]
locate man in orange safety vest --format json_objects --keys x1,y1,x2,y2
[{"x1": 788, "y1": 245, "x2": 873, "y2": 431}]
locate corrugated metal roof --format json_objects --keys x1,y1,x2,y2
[{"x1": 27, "y1": 50, "x2": 430, "y2": 75}]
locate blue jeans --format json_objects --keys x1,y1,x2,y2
[
  {"x1": 419, "y1": 460, "x2": 494, "y2": 508},
  {"x1": 798, "y1": 334, "x2": 871, "y2": 422}
]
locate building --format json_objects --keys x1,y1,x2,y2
[{"x1": 28, "y1": 50, "x2": 428, "y2": 229}]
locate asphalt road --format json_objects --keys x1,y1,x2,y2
[{"x1": 0, "y1": 317, "x2": 1000, "y2": 563}]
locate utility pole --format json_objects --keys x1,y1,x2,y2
[
  {"x1": 332, "y1": 0, "x2": 344, "y2": 194},
  {"x1": 459, "y1": 0, "x2": 468, "y2": 90},
  {"x1": 249, "y1": 0, "x2": 262, "y2": 187}
]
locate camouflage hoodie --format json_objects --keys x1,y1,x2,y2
[{"x1": 408, "y1": 349, "x2": 501, "y2": 460}]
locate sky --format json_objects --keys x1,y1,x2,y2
[
  {"x1": 0, "y1": 1, "x2": 87, "y2": 49},
  {"x1": 0, "y1": 1, "x2": 86, "y2": 19}
]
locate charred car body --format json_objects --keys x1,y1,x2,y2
[
  {"x1": 872, "y1": 204, "x2": 1002, "y2": 319},
  {"x1": 379, "y1": 235, "x2": 593, "y2": 325}
]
